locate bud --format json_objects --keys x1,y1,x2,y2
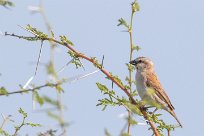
[{"x1": 132, "y1": 1, "x2": 140, "y2": 13}]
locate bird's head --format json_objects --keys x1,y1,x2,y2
[{"x1": 129, "y1": 57, "x2": 154, "y2": 71}]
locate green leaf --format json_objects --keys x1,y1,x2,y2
[
  {"x1": 0, "y1": 87, "x2": 8, "y2": 96},
  {"x1": 18, "y1": 108, "x2": 27, "y2": 118},
  {"x1": 126, "y1": 63, "x2": 135, "y2": 72},
  {"x1": 67, "y1": 51, "x2": 83, "y2": 69},
  {"x1": 131, "y1": 90, "x2": 137, "y2": 97},
  {"x1": 0, "y1": 128, "x2": 9, "y2": 136},
  {"x1": 104, "y1": 129, "x2": 112, "y2": 136},
  {"x1": 59, "y1": 35, "x2": 74, "y2": 46},
  {"x1": 0, "y1": 0, "x2": 14, "y2": 8},
  {"x1": 120, "y1": 97, "x2": 129, "y2": 103},
  {"x1": 46, "y1": 61, "x2": 57, "y2": 78},
  {"x1": 26, "y1": 24, "x2": 48, "y2": 39},
  {"x1": 123, "y1": 102, "x2": 142, "y2": 115},
  {"x1": 26, "y1": 122, "x2": 41, "y2": 127},
  {"x1": 102, "y1": 105, "x2": 107, "y2": 111},
  {"x1": 47, "y1": 112, "x2": 62, "y2": 123},
  {"x1": 96, "y1": 83, "x2": 109, "y2": 93},
  {"x1": 91, "y1": 57, "x2": 101, "y2": 68},
  {"x1": 43, "y1": 96, "x2": 59, "y2": 107},
  {"x1": 71, "y1": 59, "x2": 82, "y2": 69},
  {"x1": 117, "y1": 18, "x2": 129, "y2": 29},
  {"x1": 51, "y1": 31, "x2": 55, "y2": 38},
  {"x1": 68, "y1": 50, "x2": 75, "y2": 58},
  {"x1": 34, "y1": 92, "x2": 44, "y2": 106},
  {"x1": 132, "y1": 45, "x2": 140, "y2": 51},
  {"x1": 121, "y1": 133, "x2": 130, "y2": 136},
  {"x1": 113, "y1": 75, "x2": 124, "y2": 86},
  {"x1": 55, "y1": 85, "x2": 63, "y2": 92},
  {"x1": 128, "y1": 116, "x2": 138, "y2": 125},
  {"x1": 132, "y1": 1, "x2": 140, "y2": 13}
]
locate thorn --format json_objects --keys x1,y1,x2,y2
[
  {"x1": 23, "y1": 76, "x2": 34, "y2": 89},
  {"x1": 121, "y1": 30, "x2": 129, "y2": 33},
  {"x1": 34, "y1": 40, "x2": 43, "y2": 76},
  {"x1": 68, "y1": 70, "x2": 100, "y2": 83},
  {"x1": 57, "y1": 58, "x2": 74, "y2": 74},
  {"x1": 101, "y1": 55, "x2": 105, "y2": 69},
  {"x1": 78, "y1": 59, "x2": 85, "y2": 71}
]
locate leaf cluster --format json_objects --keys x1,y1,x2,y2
[
  {"x1": 0, "y1": 87, "x2": 8, "y2": 96},
  {"x1": 147, "y1": 113, "x2": 177, "y2": 136},
  {"x1": 0, "y1": 0, "x2": 14, "y2": 8},
  {"x1": 68, "y1": 51, "x2": 83, "y2": 69},
  {"x1": 33, "y1": 91, "x2": 68, "y2": 127},
  {"x1": 59, "y1": 35, "x2": 74, "y2": 46},
  {"x1": 26, "y1": 25, "x2": 48, "y2": 39},
  {"x1": 0, "y1": 108, "x2": 41, "y2": 136},
  {"x1": 96, "y1": 82, "x2": 142, "y2": 116}
]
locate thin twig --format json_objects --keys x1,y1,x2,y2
[
  {"x1": 0, "y1": 83, "x2": 60, "y2": 96},
  {"x1": 0, "y1": 114, "x2": 12, "y2": 129},
  {"x1": 127, "y1": 2, "x2": 136, "y2": 134},
  {"x1": 167, "y1": 129, "x2": 170, "y2": 136},
  {"x1": 57, "y1": 58, "x2": 74, "y2": 74},
  {"x1": 13, "y1": 117, "x2": 26, "y2": 136},
  {"x1": 4, "y1": 32, "x2": 36, "y2": 39}
]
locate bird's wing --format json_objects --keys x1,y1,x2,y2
[{"x1": 145, "y1": 71, "x2": 175, "y2": 110}]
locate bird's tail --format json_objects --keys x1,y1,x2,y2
[{"x1": 169, "y1": 110, "x2": 183, "y2": 128}]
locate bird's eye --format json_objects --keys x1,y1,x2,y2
[{"x1": 138, "y1": 60, "x2": 142, "y2": 63}]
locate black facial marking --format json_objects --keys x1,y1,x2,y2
[
  {"x1": 129, "y1": 60, "x2": 137, "y2": 65},
  {"x1": 137, "y1": 59, "x2": 142, "y2": 63}
]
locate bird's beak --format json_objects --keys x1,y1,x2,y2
[{"x1": 129, "y1": 60, "x2": 136, "y2": 65}]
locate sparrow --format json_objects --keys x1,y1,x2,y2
[{"x1": 129, "y1": 57, "x2": 182, "y2": 127}]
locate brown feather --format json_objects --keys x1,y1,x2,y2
[{"x1": 145, "y1": 71, "x2": 175, "y2": 110}]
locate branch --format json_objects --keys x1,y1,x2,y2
[
  {"x1": 0, "y1": 83, "x2": 59, "y2": 96},
  {"x1": 4, "y1": 32, "x2": 38, "y2": 41}
]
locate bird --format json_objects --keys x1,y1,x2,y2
[{"x1": 129, "y1": 56, "x2": 182, "y2": 127}]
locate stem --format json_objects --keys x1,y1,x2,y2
[
  {"x1": 0, "y1": 83, "x2": 60, "y2": 96},
  {"x1": 167, "y1": 129, "x2": 170, "y2": 136},
  {"x1": 13, "y1": 117, "x2": 26, "y2": 136},
  {"x1": 127, "y1": 111, "x2": 131, "y2": 134},
  {"x1": 129, "y1": 13, "x2": 134, "y2": 94},
  {"x1": 0, "y1": 115, "x2": 10, "y2": 129},
  {"x1": 127, "y1": 9, "x2": 134, "y2": 135},
  {"x1": 57, "y1": 92, "x2": 67, "y2": 136}
]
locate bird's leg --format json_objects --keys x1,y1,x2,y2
[
  {"x1": 152, "y1": 108, "x2": 158, "y2": 114},
  {"x1": 149, "y1": 108, "x2": 158, "y2": 116},
  {"x1": 141, "y1": 106, "x2": 155, "y2": 112},
  {"x1": 140, "y1": 106, "x2": 147, "y2": 111},
  {"x1": 139, "y1": 101, "x2": 153, "y2": 111},
  {"x1": 145, "y1": 106, "x2": 155, "y2": 109}
]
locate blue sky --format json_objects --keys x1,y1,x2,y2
[{"x1": 1, "y1": 0, "x2": 204, "y2": 135}]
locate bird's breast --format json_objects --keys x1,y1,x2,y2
[{"x1": 136, "y1": 72, "x2": 147, "y2": 99}]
